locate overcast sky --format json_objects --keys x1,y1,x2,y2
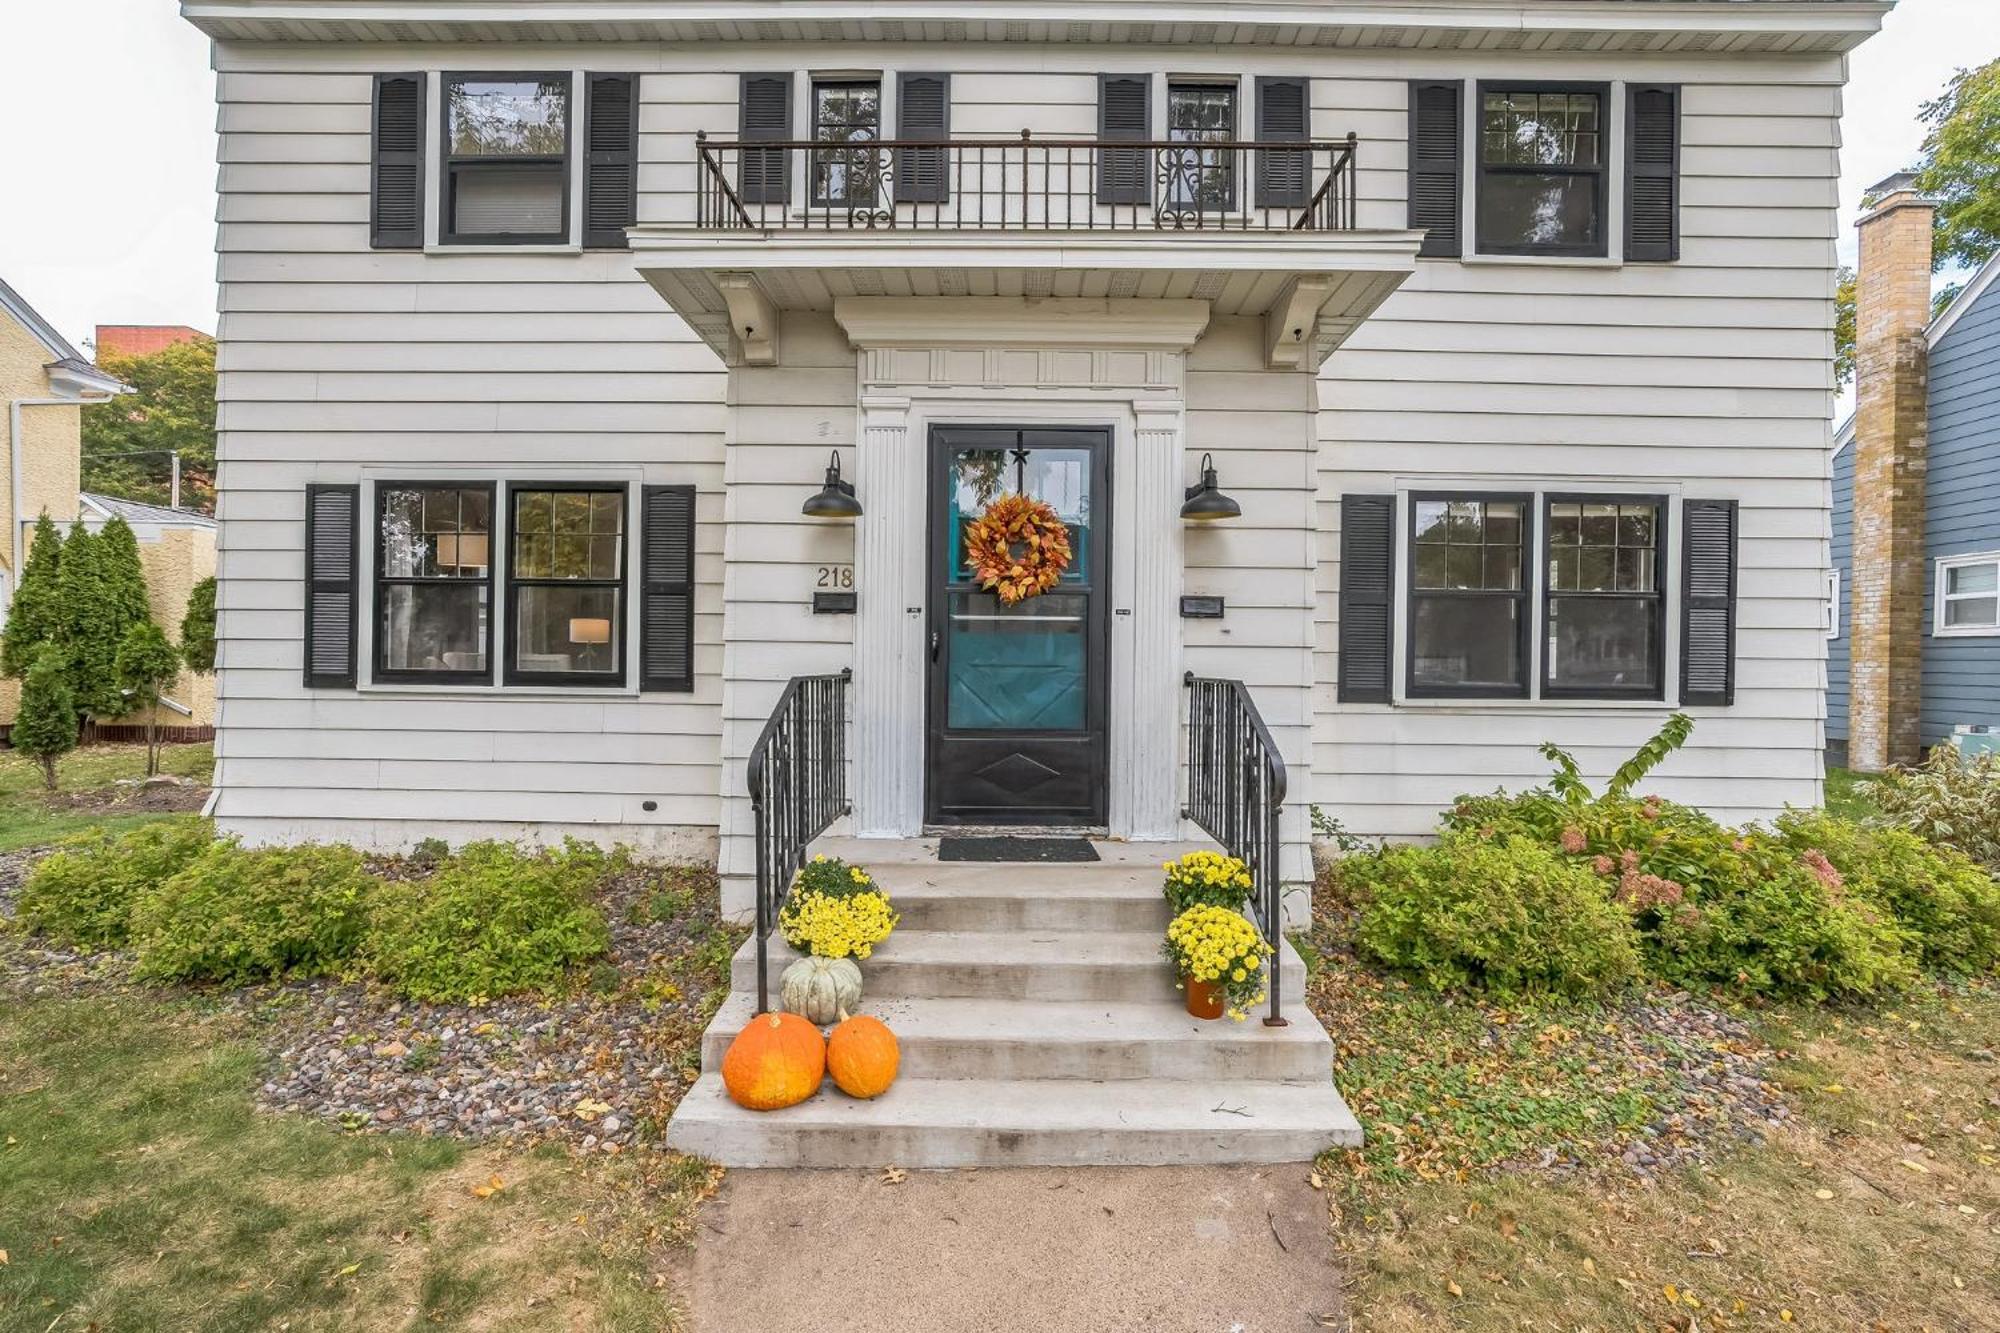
[{"x1": 1, "y1": 0, "x2": 1996, "y2": 350}]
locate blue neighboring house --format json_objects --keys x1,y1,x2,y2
[{"x1": 1829, "y1": 250, "x2": 2000, "y2": 762}]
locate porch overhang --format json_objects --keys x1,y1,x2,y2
[{"x1": 629, "y1": 228, "x2": 1424, "y2": 370}]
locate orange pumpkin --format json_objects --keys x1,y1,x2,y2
[
  {"x1": 721, "y1": 1011, "x2": 826, "y2": 1111},
  {"x1": 826, "y1": 1014, "x2": 900, "y2": 1100}
]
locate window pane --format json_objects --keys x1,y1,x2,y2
[
  {"x1": 515, "y1": 585, "x2": 620, "y2": 675},
  {"x1": 1547, "y1": 596, "x2": 1658, "y2": 691},
  {"x1": 451, "y1": 163, "x2": 565, "y2": 235},
  {"x1": 448, "y1": 79, "x2": 567, "y2": 156},
  {"x1": 1481, "y1": 90, "x2": 1600, "y2": 166},
  {"x1": 1947, "y1": 562, "x2": 1999, "y2": 596},
  {"x1": 812, "y1": 81, "x2": 881, "y2": 206},
  {"x1": 381, "y1": 487, "x2": 490, "y2": 578},
  {"x1": 381, "y1": 583, "x2": 488, "y2": 674},
  {"x1": 513, "y1": 490, "x2": 623, "y2": 579},
  {"x1": 1477, "y1": 170, "x2": 1600, "y2": 250},
  {"x1": 1165, "y1": 85, "x2": 1236, "y2": 207},
  {"x1": 1412, "y1": 596, "x2": 1520, "y2": 691},
  {"x1": 1945, "y1": 596, "x2": 2000, "y2": 628},
  {"x1": 1548, "y1": 499, "x2": 1657, "y2": 595},
  {"x1": 1412, "y1": 498, "x2": 1523, "y2": 592}
]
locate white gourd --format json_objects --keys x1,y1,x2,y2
[{"x1": 779, "y1": 955, "x2": 863, "y2": 1025}]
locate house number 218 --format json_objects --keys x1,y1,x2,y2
[{"x1": 815, "y1": 565, "x2": 854, "y2": 590}]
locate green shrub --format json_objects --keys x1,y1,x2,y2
[
  {"x1": 132, "y1": 841, "x2": 376, "y2": 984},
  {"x1": 1873, "y1": 745, "x2": 2000, "y2": 870},
  {"x1": 1343, "y1": 834, "x2": 1641, "y2": 999},
  {"x1": 363, "y1": 840, "x2": 612, "y2": 1002},
  {"x1": 14, "y1": 817, "x2": 214, "y2": 949},
  {"x1": 1777, "y1": 810, "x2": 2000, "y2": 976}
]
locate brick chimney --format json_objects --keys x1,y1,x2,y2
[{"x1": 1847, "y1": 171, "x2": 1936, "y2": 772}]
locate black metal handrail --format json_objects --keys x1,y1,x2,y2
[
  {"x1": 746, "y1": 668, "x2": 852, "y2": 1014},
  {"x1": 696, "y1": 131, "x2": 1359, "y2": 232},
  {"x1": 1183, "y1": 672, "x2": 1289, "y2": 1027}
]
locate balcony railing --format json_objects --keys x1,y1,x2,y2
[{"x1": 695, "y1": 131, "x2": 1359, "y2": 232}]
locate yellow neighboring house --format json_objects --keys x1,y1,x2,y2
[{"x1": 0, "y1": 276, "x2": 217, "y2": 736}]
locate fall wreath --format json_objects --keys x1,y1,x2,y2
[{"x1": 964, "y1": 494, "x2": 1073, "y2": 604}]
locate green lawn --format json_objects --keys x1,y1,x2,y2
[
  {"x1": 0, "y1": 994, "x2": 702, "y2": 1332},
  {"x1": 0, "y1": 742, "x2": 213, "y2": 852},
  {"x1": 1824, "y1": 765, "x2": 1885, "y2": 822}
]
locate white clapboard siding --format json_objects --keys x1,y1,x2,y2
[{"x1": 1310, "y1": 61, "x2": 1839, "y2": 834}]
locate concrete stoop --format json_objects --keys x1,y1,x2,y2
[{"x1": 666, "y1": 838, "x2": 1362, "y2": 1168}]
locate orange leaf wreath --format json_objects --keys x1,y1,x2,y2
[{"x1": 964, "y1": 493, "x2": 1073, "y2": 605}]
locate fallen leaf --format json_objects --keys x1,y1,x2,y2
[
  {"x1": 1781, "y1": 1311, "x2": 1795, "y2": 1323},
  {"x1": 0, "y1": 1249, "x2": 8, "y2": 1265},
  {"x1": 1900, "y1": 1159, "x2": 1930, "y2": 1175},
  {"x1": 1582, "y1": 1258, "x2": 1597, "y2": 1277},
  {"x1": 471, "y1": 1174, "x2": 506, "y2": 1199},
  {"x1": 1814, "y1": 1189, "x2": 1835, "y2": 1200},
  {"x1": 335, "y1": 1262, "x2": 361, "y2": 1278},
  {"x1": 879, "y1": 1167, "x2": 907, "y2": 1185},
  {"x1": 1307, "y1": 1171, "x2": 1324, "y2": 1191},
  {"x1": 1497, "y1": 1212, "x2": 1518, "y2": 1240},
  {"x1": 1445, "y1": 1279, "x2": 1464, "y2": 1298}
]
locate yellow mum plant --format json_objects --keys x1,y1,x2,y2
[
  {"x1": 1162, "y1": 904, "x2": 1273, "y2": 1021},
  {"x1": 778, "y1": 855, "x2": 899, "y2": 960},
  {"x1": 1162, "y1": 849, "x2": 1255, "y2": 915}
]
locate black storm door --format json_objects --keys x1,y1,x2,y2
[{"x1": 925, "y1": 426, "x2": 1110, "y2": 825}]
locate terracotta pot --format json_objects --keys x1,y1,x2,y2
[{"x1": 1185, "y1": 976, "x2": 1225, "y2": 1020}]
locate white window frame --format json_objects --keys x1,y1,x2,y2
[
  {"x1": 424, "y1": 67, "x2": 590, "y2": 254},
  {"x1": 1934, "y1": 551, "x2": 2000, "y2": 638},
  {"x1": 1826, "y1": 568, "x2": 1841, "y2": 640},
  {"x1": 1457, "y1": 76, "x2": 1627, "y2": 268}
]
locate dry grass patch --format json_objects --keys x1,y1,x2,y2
[{"x1": 1321, "y1": 980, "x2": 2000, "y2": 1331}]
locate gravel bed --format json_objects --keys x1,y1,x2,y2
[{"x1": 1, "y1": 849, "x2": 742, "y2": 1155}]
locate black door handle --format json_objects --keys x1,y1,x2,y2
[{"x1": 930, "y1": 630, "x2": 941, "y2": 663}]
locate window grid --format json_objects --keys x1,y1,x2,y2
[
  {"x1": 1474, "y1": 81, "x2": 1609, "y2": 258},
  {"x1": 1166, "y1": 82, "x2": 1238, "y2": 210},
  {"x1": 1406, "y1": 493, "x2": 1531, "y2": 700},
  {"x1": 373, "y1": 483, "x2": 495, "y2": 686},
  {"x1": 810, "y1": 79, "x2": 882, "y2": 208},
  {"x1": 1542, "y1": 495, "x2": 1666, "y2": 700},
  {"x1": 505, "y1": 484, "x2": 630, "y2": 687}
]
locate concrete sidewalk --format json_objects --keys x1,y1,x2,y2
[{"x1": 687, "y1": 1164, "x2": 1342, "y2": 1332}]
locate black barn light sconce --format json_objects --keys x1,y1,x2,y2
[
  {"x1": 1180, "y1": 452, "x2": 1242, "y2": 521},
  {"x1": 802, "y1": 450, "x2": 863, "y2": 519}
]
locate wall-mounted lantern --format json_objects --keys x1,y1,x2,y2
[
  {"x1": 802, "y1": 450, "x2": 863, "y2": 519},
  {"x1": 1179, "y1": 453, "x2": 1241, "y2": 521}
]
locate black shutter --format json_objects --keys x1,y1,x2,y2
[
  {"x1": 739, "y1": 74, "x2": 792, "y2": 205},
  {"x1": 584, "y1": 74, "x2": 639, "y2": 248},
  {"x1": 895, "y1": 73, "x2": 950, "y2": 204},
  {"x1": 370, "y1": 73, "x2": 425, "y2": 249},
  {"x1": 1097, "y1": 75, "x2": 1151, "y2": 205},
  {"x1": 303, "y1": 485, "x2": 359, "y2": 688},
  {"x1": 1338, "y1": 494, "x2": 1397, "y2": 703},
  {"x1": 1681, "y1": 499, "x2": 1737, "y2": 706},
  {"x1": 1626, "y1": 84, "x2": 1681, "y2": 262},
  {"x1": 641, "y1": 485, "x2": 697, "y2": 693},
  {"x1": 1406, "y1": 80, "x2": 1462, "y2": 258},
  {"x1": 1255, "y1": 77, "x2": 1310, "y2": 208}
]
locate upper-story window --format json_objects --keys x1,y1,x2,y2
[
  {"x1": 1165, "y1": 82, "x2": 1237, "y2": 210},
  {"x1": 1406, "y1": 79, "x2": 1680, "y2": 263},
  {"x1": 442, "y1": 75, "x2": 572, "y2": 244},
  {"x1": 1476, "y1": 84, "x2": 1607, "y2": 257},
  {"x1": 811, "y1": 80, "x2": 882, "y2": 208}
]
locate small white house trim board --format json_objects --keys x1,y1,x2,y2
[{"x1": 183, "y1": 0, "x2": 1885, "y2": 921}]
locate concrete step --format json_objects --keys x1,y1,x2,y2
[
  {"x1": 872, "y1": 872, "x2": 1174, "y2": 933},
  {"x1": 732, "y1": 932, "x2": 1310, "y2": 1005},
  {"x1": 667, "y1": 1073, "x2": 1362, "y2": 1168},
  {"x1": 702, "y1": 991, "x2": 1335, "y2": 1083},
  {"x1": 813, "y1": 836, "x2": 1218, "y2": 868}
]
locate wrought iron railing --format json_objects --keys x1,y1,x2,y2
[
  {"x1": 1183, "y1": 672, "x2": 1289, "y2": 1027},
  {"x1": 695, "y1": 131, "x2": 1359, "y2": 232},
  {"x1": 746, "y1": 668, "x2": 851, "y2": 1014}
]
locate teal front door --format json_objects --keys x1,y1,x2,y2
[{"x1": 925, "y1": 426, "x2": 1110, "y2": 825}]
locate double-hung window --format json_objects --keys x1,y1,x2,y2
[
  {"x1": 1543, "y1": 497, "x2": 1665, "y2": 697},
  {"x1": 375, "y1": 484, "x2": 494, "y2": 685},
  {"x1": 441, "y1": 74, "x2": 571, "y2": 244},
  {"x1": 1407, "y1": 495, "x2": 1529, "y2": 698},
  {"x1": 1476, "y1": 84, "x2": 1608, "y2": 257},
  {"x1": 506, "y1": 485, "x2": 628, "y2": 686},
  {"x1": 1165, "y1": 82, "x2": 1237, "y2": 212},
  {"x1": 810, "y1": 79, "x2": 882, "y2": 209},
  {"x1": 1936, "y1": 553, "x2": 2000, "y2": 636}
]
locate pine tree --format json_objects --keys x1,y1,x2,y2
[
  {"x1": 97, "y1": 516, "x2": 154, "y2": 631},
  {"x1": 12, "y1": 648, "x2": 78, "y2": 791},
  {"x1": 180, "y1": 575, "x2": 217, "y2": 674},
  {"x1": 2, "y1": 515, "x2": 63, "y2": 677},
  {"x1": 115, "y1": 622, "x2": 183, "y2": 777},
  {"x1": 55, "y1": 518, "x2": 156, "y2": 719}
]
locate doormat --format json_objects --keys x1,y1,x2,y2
[{"x1": 936, "y1": 836, "x2": 1102, "y2": 863}]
